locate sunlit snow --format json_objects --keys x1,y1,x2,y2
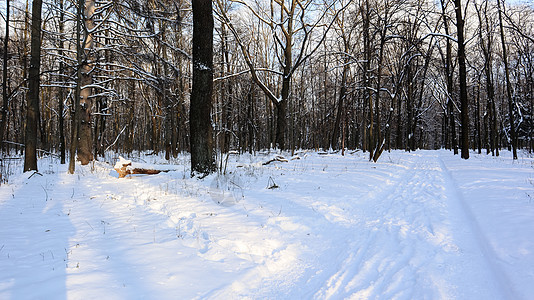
[{"x1": 0, "y1": 150, "x2": 533, "y2": 299}]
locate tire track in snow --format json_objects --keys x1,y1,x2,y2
[{"x1": 314, "y1": 152, "x2": 508, "y2": 299}]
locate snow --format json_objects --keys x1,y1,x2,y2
[{"x1": 0, "y1": 150, "x2": 533, "y2": 299}]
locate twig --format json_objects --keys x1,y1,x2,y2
[
  {"x1": 41, "y1": 185, "x2": 49, "y2": 201},
  {"x1": 105, "y1": 125, "x2": 128, "y2": 152},
  {"x1": 28, "y1": 171, "x2": 43, "y2": 179}
]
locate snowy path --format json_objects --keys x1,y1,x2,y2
[
  {"x1": 310, "y1": 152, "x2": 507, "y2": 299},
  {"x1": 0, "y1": 150, "x2": 532, "y2": 299}
]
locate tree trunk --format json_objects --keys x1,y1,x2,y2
[
  {"x1": 406, "y1": 65, "x2": 414, "y2": 151},
  {"x1": 454, "y1": 0, "x2": 469, "y2": 159},
  {"x1": 331, "y1": 61, "x2": 348, "y2": 150},
  {"x1": 371, "y1": 9, "x2": 390, "y2": 162},
  {"x1": 476, "y1": 1, "x2": 499, "y2": 156},
  {"x1": 276, "y1": 32, "x2": 293, "y2": 150},
  {"x1": 24, "y1": 0, "x2": 42, "y2": 172},
  {"x1": 1, "y1": 0, "x2": 10, "y2": 148},
  {"x1": 476, "y1": 81, "x2": 482, "y2": 154},
  {"x1": 78, "y1": 0, "x2": 95, "y2": 165},
  {"x1": 396, "y1": 91, "x2": 402, "y2": 149},
  {"x1": 58, "y1": 0, "x2": 66, "y2": 164},
  {"x1": 497, "y1": 0, "x2": 518, "y2": 160},
  {"x1": 362, "y1": 0, "x2": 374, "y2": 159},
  {"x1": 190, "y1": 0, "x2": 215, "y2": 175},
  {"x1": 221, "y1": 22, "x2": 233, "y2": 153},
  {"x1": 441, "y1": 0, "x2": 458, "y2": 154},
  {"x1": 68, "y1": 0, "x2": 83, "y2": 174}
]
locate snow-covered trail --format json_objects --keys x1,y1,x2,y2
[
  {"x1": 308, "y1": 152, "x2": 509, "y2": 299},
  {"x1": 209, "y1": 151, "x2": 528, "y2": 299},
  {"x1": 0, "y1": 150, "x2": 532, "y2": 299}
]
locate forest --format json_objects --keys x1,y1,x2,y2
[
  {"x1": 1, "y1": 1, "x2": 534, "y2": 297},
  {"x1": 1, "y1": 0, "x2": 533, "y2": 176}
]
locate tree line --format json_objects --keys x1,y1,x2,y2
[{"x1": 1, "y1": 0, "x2": 533, "y2": 175}]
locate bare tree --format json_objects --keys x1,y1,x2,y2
[
  {"x1": 497, "y1": 0, "x2": 518, "y2": 160},
  {"x1": 190, "y1": 0, "x2": 215, "y2": 175},
  {"x1": 216, "y1": 0, "x2": 349, "y2": 150},
  {"x1": 77, "y1": 0, "x2": 96, "y2": 165},
  {"x1": 454, "y1": 0, "x2": 470, "y2": 159},
  {"x1": 475, "y1": 0, "x2": 499, "y2": 156},
  {"x1": 1, "y1": 0, "x2": 10, "y2": 148},
  {"x1": 57, "y1": 0, "x2": 66, "y2": 164},
  {"x1": 330, "y1": 0, "x2": 355, "y2": 151},
  {"x1": 69, "y1": 0, "x2": 83, "y2": 174},
  {"x1": 24, "y1": 0, "x2": 43, "y2": 172}
]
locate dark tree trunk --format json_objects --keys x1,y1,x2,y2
[
  {"x1": 396, "y1": 91, "x2": 402, "y2": 149},
  {"x1": 247, "y1": 89, "x2": 254, "y2": 154},
  {"x1": 276, "y1": 44, "x2": 292, "y2": 150},
  {"x1": 1, "y1": 0, "x2": 10, "y2": 148},
  {"x1": 24, "y1": 0, "x2": 42, "y2": 172},
  {"x1": 275, "y1": 99, "x2": 288, "y2": 150},
  {"x1": 476, "y1": 1, "x2": 499, "y2": 156},
  {"x1": 497, "y1": 0, "x2": 518, "y2": 160},
  {"x1": 454, "y1": 0, "x2": 469, "y2": 159},
  {"x1": 68, "y1": 0, "x2": 83, "y2": 174},
  {"x1": 362, "y1": 0, "x2": 374, "y2": 158},
  {"x1": 476, "y1": 81, "x2": 482, "y2": 154},
  {"x1": 221, "y1": 22, "x2": 233, "y2": 153},
  {"x1": 58, "y1": 0, "x2": 66, "y2": 164},
  {"x1": 441, "y1": 0, "x2": 458, "y2": 155},
  {"x1": 331, "y1": 62, "x2": 348, "y2": 150},
  {"x1": 190, "y1": 0, "x2": 215, "y2": 175},
  {"x1": 371, "y1": 8, "x2": 390, "y2": 162}
]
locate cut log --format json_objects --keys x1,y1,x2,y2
[
  {"x1": 115, "y1": 162, "x2": 162, "y2": 178},
  {"x1": 114, "y1": 157, "x2": 175, "y2": 178},
  {"x1": 262, "y1": 155, "x2": 289, "y2": 165}
]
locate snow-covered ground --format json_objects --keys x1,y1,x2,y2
[{"x1": 0, "y1": 150, "x2": 533, "y2": 299}]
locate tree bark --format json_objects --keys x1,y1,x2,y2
[
  {"x1": 68, "y1": 0, "x2": 83, "y2": 174},
  {"x1": 331, "y1": 61, "x2": 348, "y2": 150},
  {"x1": 454, "y1": 0, "x2": 470, "y2": 159},
  {"x1": 441, "y1": 0, "x2": 458, "y2": 154},
  {"x1": 190, "y1": 0, "x2": 215, "y2": 175},
  {"x1": 58, "y1": 0, "x2": 66, "y2": 164},
  {"x1": 77, "y1": 0, "x2": 95, "y2": 165},
  {"x1": 1, "y1": 0, "x2": 10, "y2": 148},
  {"x1": 24, "y1": 0, "x2": 42, "y2": 172},
  {"x1": 362, "y1": 0, "x2": 374, "y2": 158}
]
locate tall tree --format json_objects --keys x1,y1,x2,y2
[
  {"x1": 454, "y1": 0, "x2": 470, "y2": 159},
  {"x1": 475, "y1": 0, "x2": 499, "y2": 156},
  {"x1": 216, "y1": 0, "x2": 347, "y2": 150},
  {"x1": 24, "y1": 0, "x2": 43, "y2": 172},
  {"x1": 497, "y1": 0, "x2": 518, "y2": 160},
  {"x1": 190, "y1": 0, "x2": 215, "y2": 175},
  {"x1": 1, "y1": 0, "x2": 10, "y2": 147},
  {"x1": 77, "y1": 0, "x2": 96, "y2": 165},
  {"x1": 58, "y1": 0, "x2": 66, "y2": 164},
  {"x1": 69, "y1": 0, "x2": 83, "y2": 174}
]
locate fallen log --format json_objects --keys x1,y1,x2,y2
[
  {"x1": 114, "y1": 157, "x2": 176, "y2": 178},
  {"x1": 262, "y1": 155, "x2": 289, "y2": 165}
]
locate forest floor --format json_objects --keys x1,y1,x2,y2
[{"x1": 0, "y1": 149, "x2": 533, "y2": 299}]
